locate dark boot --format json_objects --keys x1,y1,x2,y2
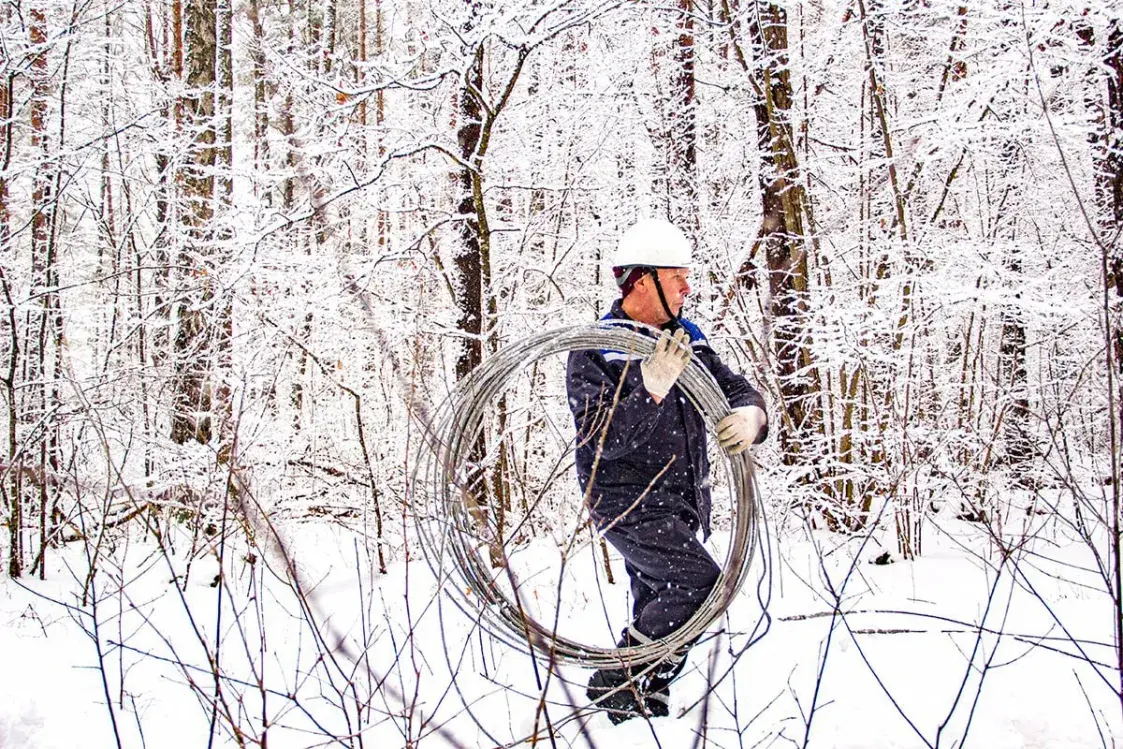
[
  {"x1": 587, "y1": 667, "x2": 646, "y2": 724},
  {"x1": 641, "y1": 646, "x2": 689, "y2": 719},
  {"x1": 644, "y1": 684, "x2": 670, "y2": 718},
  {"x1": 587, "y1": 628, "x2": 684, "y2": 722}
]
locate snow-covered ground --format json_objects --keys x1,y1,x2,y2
[{"x1": 2, "y1": 498, "x2": 1120, "y2": 749}]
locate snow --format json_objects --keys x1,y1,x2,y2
[
  {"x1": 0, "y1": 0, "x2": 1118, "y2": 746},
  {"x1": 2, "y1": 505, "x2": 1119, "y2": 749}
]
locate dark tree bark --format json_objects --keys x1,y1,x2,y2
[
  {"x1": 455, "y1": 45, "x2": 485, "y2": 383},
  {"x1": 1105, "y1": 15, "x2": 1123, "y2": 726},
  {"x1": 1099, "y1": 21, "x2": 1123, "y2": 229},
  {"x1": 453, "y1": 42, "x2": 499, "y2": 566},
  {"x1": 451, "y1": 10, "x2": 530, "y2": 567},
  {"x1": 665, "y1": 0, "x2": 698, "y2": 238},
  {"x1": 0, "y1": 2, "x2": 15, "y2": 578},
  {"x1": 172, "y1": 0, "x2": 230, "y2": 450},
  {"x1": 10, "y1": 7, "x2": 56, "y2": 579},
  {"x1": 731, "y1": 1, "x2": 818, "y2": 462},
  {"x1": 217, "y1": 0, "x2": 233, "y2": 202},
  {"x1": 998, "y1": 135, "x2": 1032, "y2": 481},
  {"x1": 1087, "y1": 15, "x2": 1123, "y2": 713},
  {"x1": 248, "y1": 0, "x2": 270, "y2": 204},
  {"x1": 145, "y1": 0, "x2": 176, "y2": 377}
]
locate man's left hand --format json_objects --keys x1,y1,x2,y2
[{"x1": 717, "y1": 406, "x2": 767, "y2": 455}]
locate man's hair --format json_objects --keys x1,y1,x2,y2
[{"x1": 613, "y1": 265, "x2": 652, "y2": 298}]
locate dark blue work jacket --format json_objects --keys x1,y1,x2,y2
[{"x1": 566, "y1": 300, "x2": 767, "y2": 538}]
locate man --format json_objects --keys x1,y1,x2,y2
[{"x1": 566, "y1": 217, "x2": 768, "y2": 723}]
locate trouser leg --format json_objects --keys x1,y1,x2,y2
[
  {"x1": 588, "y1": 512, "x2": 719, "y2": 719},
  {"x1": 604, "y1": 512, "x2": 720, "y2": 641}
]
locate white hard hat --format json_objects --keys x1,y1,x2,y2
[{"x1": 612, "y1": 218, "x2": 693, "y2": 269}]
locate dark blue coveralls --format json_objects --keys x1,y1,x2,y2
[{"x1": 566, "y1": 299, "x2": 767, "y2": 645}]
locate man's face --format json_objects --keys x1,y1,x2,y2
[{"x1": 652, "y1": 267, "x2": 691, "y2": 317}]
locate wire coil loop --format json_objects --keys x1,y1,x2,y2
[{"x1": 415, "y1": 322, "x2": 760, "y2": 669}]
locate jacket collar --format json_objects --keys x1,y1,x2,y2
[
  {"x1": 603, "y1": 298, "x2": 706, "y2": 345},
  {"x1": 604, "y1": 298, "x2": 681, "y2": 332},
  {"x1": 605, "y1": 298, "x2": 629, "y2": 322}
]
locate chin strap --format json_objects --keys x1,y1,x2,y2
[{"x1": 648, "y1": 269, "x2": 681, "y2": 328}]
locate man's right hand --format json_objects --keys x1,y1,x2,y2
[{"x1": 640, "y1": 328, "x2": 691, "y2": 402}]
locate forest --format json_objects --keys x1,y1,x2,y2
[{"x1": 1, "y1": 0, "x2": 1122, "y2": 746}]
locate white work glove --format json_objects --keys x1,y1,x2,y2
[
  {"x1": 640, "y1": 328, "x2": 691, "y2": 401},
  {"x1": 717, "y1": 406, "x2": 767, "y2": 455}
]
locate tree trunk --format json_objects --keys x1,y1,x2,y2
[
  {"x1": 11, "y1": 7, "x2": 56, "y2": 580},
  {"x1": 451, "y1": 16, "x2": 530, "y2": 567},
  {"x1": 217, "y1": 0, "x2": 233, "y2": 203},
  {"x1": 1088, "y1": 16, "x2": 1123, "y2": 719},
  {"x1": 373, "y1": 0, "x2": 390, "y2": 252},
  {"x1": 455, "y1": 44, "x2": 485, "y2": 383},
  {"x1": 1, "y1": 4, "x2": 17, "y2": 578},
  {"x1": 292, "y1": 0, "x2": 327, "y2": 431},
  {"x1": 248, "y1": 0, "x2": 269, "y2": 203},
  {"x1": 997, "y1": 134, "x2": 1031, "y2": 484},
  {"x1": 666, "y1": 0, "x2": 698, "y2": 238},
  {"x1": 172, "y1": 0, "x2": 228, "y2": 448},
  {"x1": 453, "y1": 42, "x2": 500, "y2": 566},
  {"x1": 745, "y1": 2, "x2": 819, "y2": 462}
]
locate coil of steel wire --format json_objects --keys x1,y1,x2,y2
[{"x1": 414, "y1": 321, "x2": 760, "y2": 669}]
